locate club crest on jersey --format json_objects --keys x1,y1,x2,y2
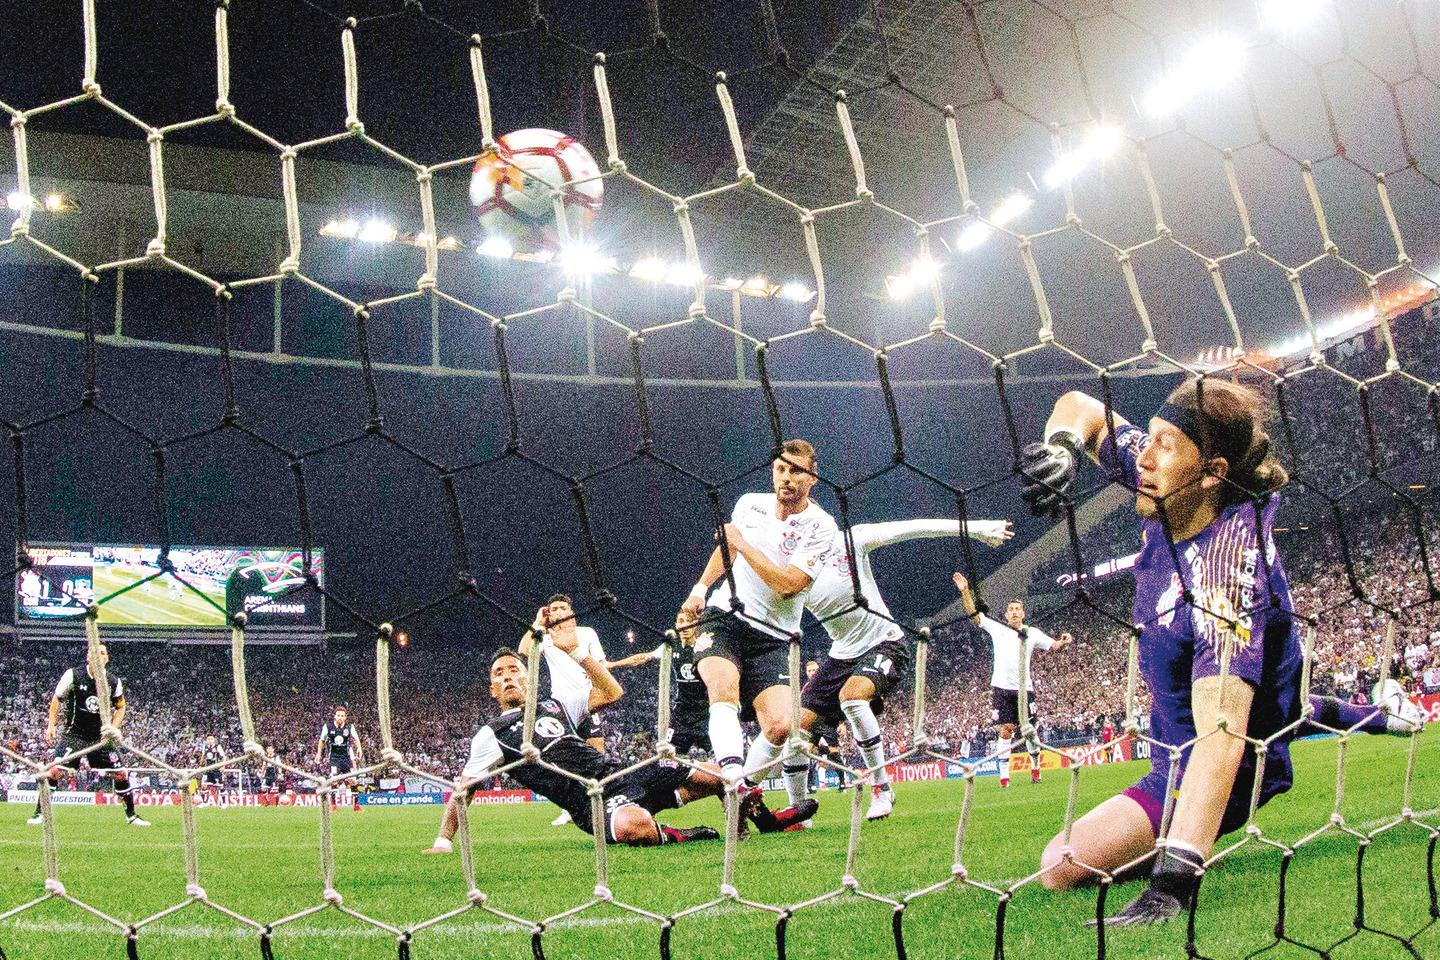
[
  {"x1": 84, "y1": 695, "x2": 100, "y2": 713},
  {"x1": 780, "y1": 530, "x2": 800, "y2": 556},
  {"x1": 533, "y1": 716, "x2": 566, "y2": 739},
  {"x1": 694, "y1": 632, "x2": 714, "y2": 653},
  {"x1": 679, "y1": 663, "x2": 696, "y2": 681},
  {"x1": 1155, "y1": 573, "x2": 1182, "y2": 627}
]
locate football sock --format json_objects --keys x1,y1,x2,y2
[
  {"x1": 841, "y1": 700, "x2": 890, "y2": 790},
  {"x1": 743, "y1": 734, "x2": 785, "y2": 786},
  {"x1": 997, "y1": 737, "x2": 1013, "y2": 783},
  {"x1": 781, "y1": 737, "x2": 810, "y2": 808},
  {"x1": 708, "y1": 702, "x2": 745, "y2": 782}
]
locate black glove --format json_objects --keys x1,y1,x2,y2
[
  {"x1": 1018, "y1": 431, "x2": 1084, "y2": 519},
  {"x1": 1099, "y1": 844, "x2": 1204, "y2": 927}
]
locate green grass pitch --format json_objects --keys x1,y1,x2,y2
[
  {"x1": 1, "y1": 734, "x2": 1437, "y2": 960},
  {"x1": 90, "y1": 567, "x2": 227, "y2": 627}
]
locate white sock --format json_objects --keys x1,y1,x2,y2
[
  {"x1": 998, "y1": 737, "x2": 1013, "y2": 780},
  {"x1": 431, "y1": 836, "x2": 452, "y2": 852},
  {"x1": 781, "y1": 737, "x2": 811, "y2": 807},
  {"x1": 708, "y1": 702, "x2": 746, "y2": 782},
  {"x1": 841, "y1": 700, "x2": 890, "y2": 790},
  {"x1": 743, "y1": 735, "x2": 785, "y2": 786}
]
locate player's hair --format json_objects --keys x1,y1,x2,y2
[
  {"x1": 333, "y1": 705, "x2": 347, "y2": 715},
  {"x1": 546, "y1": 593, "x2": 572, "y2": 606},
  {"x1": 1008, "y1": 598, "x2": 1025, "y2": 609},
  {"x1": 1166, "y1": 379, "x2": 1289, "y2": 506},
  {"x1": 779, "y1": 438, "x2": 817, "y2": 469},
  {"x1": 491, "y1": 646, "x2": 523, "y2": 670}
]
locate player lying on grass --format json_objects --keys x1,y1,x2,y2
[
  {"x1": 1023, "y1": 379, "x2": 1303, "y2": 924},
  {"x1": 28, "y1": 643, "x2": 150, "y2": 827},
  {"x1": 794, "y1": 517, "x2": 1015, "y2": 822},
  {"x1": 425, "y1": 647, "x2": 813, "y2": 851}
]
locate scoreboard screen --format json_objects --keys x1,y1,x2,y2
[{"x1": 15, "y1": 544, "x2": 324, "y2": 630}]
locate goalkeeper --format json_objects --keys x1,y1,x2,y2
[{"x1": 1020, "y1": 380, "x2": 1303, "y2": 925}]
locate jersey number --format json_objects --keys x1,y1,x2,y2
[{"x1": 872, "y1": 655, "x2": 893, "y2": 675}]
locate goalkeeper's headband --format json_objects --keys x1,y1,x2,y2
[{"x1": 1153, "y1": 400, "x2": 1252, "y2": 469}]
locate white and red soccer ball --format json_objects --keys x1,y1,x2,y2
[{"x1": 470, "y1": 128, "x2": 603, "y2": 248}]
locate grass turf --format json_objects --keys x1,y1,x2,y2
[{"x1": 1, "y1": 734, "x2": 1437, "y2": 960}]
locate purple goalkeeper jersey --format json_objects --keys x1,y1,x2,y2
[{"x1": 1102, "y1": 424, "x2": 1304, "y2": 823}]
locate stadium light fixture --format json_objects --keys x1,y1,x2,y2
[
  {"x1": 320, "y1": 217, "x2": 360, "y2": 240},
  {"x1": 5, "y1": 190, "x2": 32, "y2": 211},
  {"x1": 665, "y1": 261, "x2": 704, "y2": 287},
  {"x1": 357, "y1": 218, "x2": 397, "y2": 244},
  {"x1": 740, "y1": 275, "x2": 775, "y2": 297},
  {"x1": 1142, "y1": 35, "x2": 1246, "y2": 118},
  {"x1": 559, "y1": 243, "x2": 617, "y2": 276},
  {"x1": 477, "y1": 235, "x2": 515, "y2": 259},
  {"x1": 884, "y1": 273, "x2": 916, "y2": 300},
  {"x1": 629, "y1": 256, "x2": 668, "y2": 282},
  {"x1": 778, "y1": 281, "x2": 814, "y2": 302},
  {"x1": 717, "y1": 276, "x2": 744, "y2": 290},
  {"x1": 956, "y1": 191, "x2": 1034, "y2": 254},
  {"x1": 1044, "y1": 125, "x2": 1124, "y2": 188}
]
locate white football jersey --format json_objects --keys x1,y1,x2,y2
[
  {"x1": 531, "y1": 626, "x2": 606, "y2": 708},
  {"x1": 707, "y1": 492, "x2": 837, "y2": 638},
  {"x1": 980, "y1": 615, "x2": 1055, "y2": 691}
]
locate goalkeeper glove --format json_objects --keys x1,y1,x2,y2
[
  {"x1": 1102, "y1": 843, "x2": 1205, "y2": 927},
  {"x1": 1018, "y1": 430, "x2": 1084, "y2": 519}
]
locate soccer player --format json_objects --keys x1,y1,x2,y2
[
  {"x1": 952, "y1": 573, "x2": 1071, "y2": 787},
  {"x1": 28, "y1": 644, "x2": 150, "y2": 827},
  {"x1": 315, "y1": 707, "x2": 363, "y2": 809},
  {"x1": 606, "y1": 608, "x2": 712, "y2": 759},
  {"x1": 424, "y1": 647, "x2": 730, "y2": 851},
  {"x1": 520, "y1": 594, "x2": 610, "y2": 825},
  {"x1": 1021, "y1": 380, "x2": 1302, "y2": 925},
  {"x1": 200, "y1": 734, "x2": 226, "y2": 789},
  {"x1": 802, "y1": 660, "x2": 843, "y2": 795},
  {"x1": 680, "y1": 439, "x2": 837, "y2": 807},
  {"x1": 798, "y1": 517, "x2": 1016, "y2": 820}
]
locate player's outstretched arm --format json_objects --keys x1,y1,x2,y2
[
  {"x1": 951, "y1": 573, "x2": 984, "y2": 628},
  {"x1": 606, "y1": 650, "x2": 659, "y2": 670},
  {"x1": 1107, "y1": 674, "x2": 1253, "y2": 926},
  {"x1": 850, "y1": 518, "x2": 1014, "y2": 554},
  {"x1": 1022, "y1": 392, "x2": 1134, "y2": 519}
]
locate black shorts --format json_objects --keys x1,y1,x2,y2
[
  {"x1": 328, "y1": 756, "x2": 354, "y2": 776},
  {"x1": 694, "y1": 613, "x2": 793, "y2": 717},
  {"x1": 202, "y1": 769, "x2": 223, "y2": 785},
  {"x1": 575, "y1": 712, "x2": 603, "y2": 743},
  {"x1": 52, "y1": 736, "x2": 122, "y2": 773},
  {"x1": 668, "y1": 722, "x2": 710, "y2": 757},
  {"x1": 991, "y1": 688, "x2": 1037, "y2": 727},
  {"x1": 811, "y1": 720, "x2": 841, "y2": 750},
  {"x1": 801, "y1": 638, "x2": 912, "y2": 726},
  {"x1": 573, "y1": 762, "x2": 693, "y2": 841}
]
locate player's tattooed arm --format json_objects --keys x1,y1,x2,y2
[
  {"x1": 579, "y1": 653, "x2": 625, "y2": 713},
  {"x1": 721, "y1": 523, "x2": 812, "y2": 597},
  {"x1": 952, "y1": 573, "x2": 984, "y2": 627},
  {"x1": 682, "y1": 547, "x2": 726, "y2": 619},
  {"x1": 606, "y1": 650, "x2": 658, "y2": 670}
]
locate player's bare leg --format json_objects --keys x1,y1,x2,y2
[
  {"x1": 996, "y1": 721, "x2": 1016, "y2": 788},
  {"x1": 835, "y1": 674, "x2": 894, "y2": 820},
  {"x1": 1040, "y1": 793, "x2": 1157, "y2": 890}
]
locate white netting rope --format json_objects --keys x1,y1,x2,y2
[{"x1": 0, "y1": 2, "x2": 1437, "y2": 958}]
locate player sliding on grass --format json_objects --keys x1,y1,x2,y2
[
  {"x1": 28, "y1": 643, "x2": 150, "y2": 827},
  {"x1": 681, "y1": 439, "x2": 832, "y2": 829},
  {"x1": 793, "y1": 517, "x2": 1015, "y2": 822},
  {"x1": 951, "y1": 573, "x2": 1072, "y2": 787},
  {"x1": 426, "y1": 646, "x2": 809, "y2": 851},
  {"x1": 1023, "y1": 380, "x2": 1305, "y2": 924}
]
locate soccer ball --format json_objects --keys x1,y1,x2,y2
[{"x1": 470, "y1": 128, "x2": 603, "y2": 249}]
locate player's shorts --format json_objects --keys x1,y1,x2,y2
[
  {"x1": 810, "y1": 719, "x2": 841, "y2": 750},
  {"x1": 328, "y1": 756, "x2": 354, "y2": 777},
  {"x1": 667, "y1": 722, "x2": 710, "y2": 758},
  {"x1": 202, "y1": 769, "x2": 223, "y2": 786},
  {"x1": 571, "y1": 762, "x2": 694, "y2": 842},
  {"x1": 801, "y1": 638, "x2": 912, "y2": 726},
  {"x1": 575, "y1": 712, "x2": 605, "y2": 744},
  {"x1": 694, "y1": 613, "x2": 793, "y2": 716},
  {"x1": 1122, "y1": 742, "x2": 1295, "y2": 839},
  {"x1": 52, "y1": 736, "x2": 122, "y2": 773},
  {"x1": 990, "y1": 687, "x2": 1038, "y2": 727}
]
